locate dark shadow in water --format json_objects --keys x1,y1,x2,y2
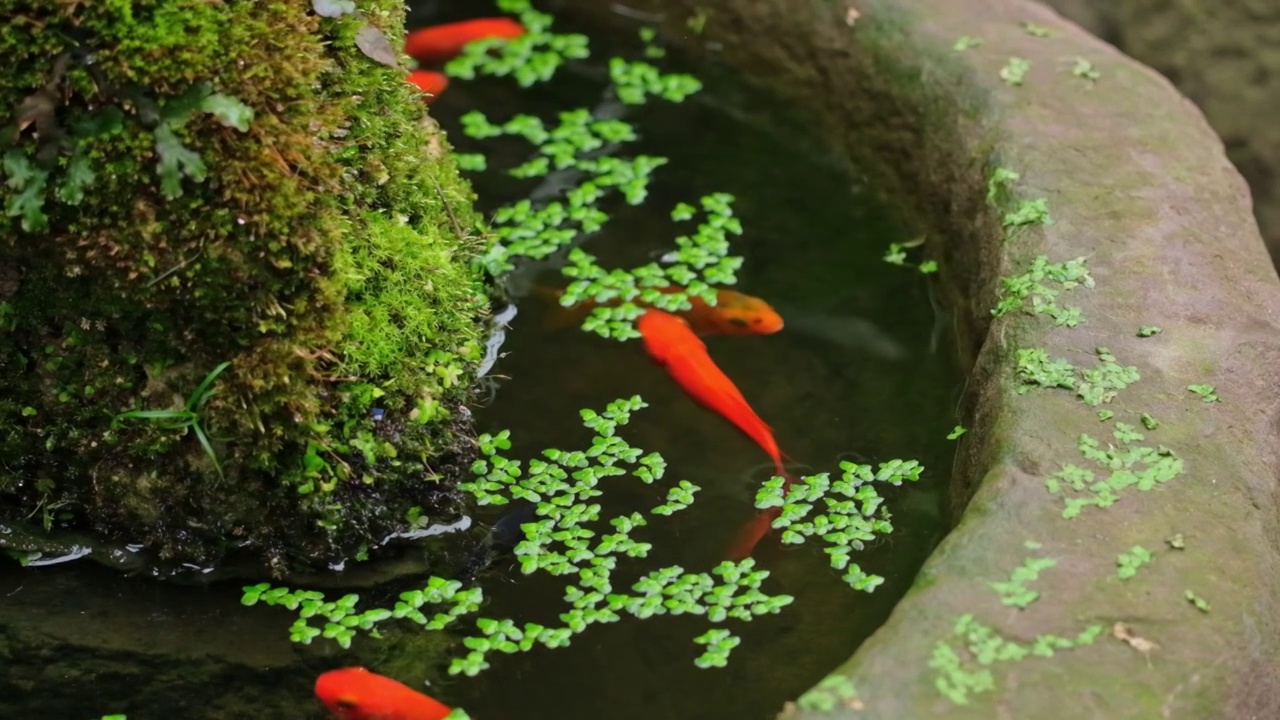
[{"x1": 0, "y1": 6, "x2": 962, "y2": 720}]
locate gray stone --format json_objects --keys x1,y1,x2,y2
[
  {"x1": 1044, "y1": 0, "x2": 1280, "y2": 265},
  {"x1": 553, "y1": 0, "x2": 1280, "y2": 716}
]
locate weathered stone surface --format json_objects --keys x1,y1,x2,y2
[
  {"x1": 1044, "y1": 0, "x2": 1280, "y2": 265},
  {"x1": 553, "y1": 0, "x2": 1280, "y2": 716}
]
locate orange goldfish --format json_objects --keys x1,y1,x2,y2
[
  {"x1": 406, "y1": 69, "x2": 450, "y2": 102},
  {"x1": 536, "y1": 284, "x2": 785, "y2": 337},
  {"x1": 315, "y1": 667, "x2": 453, "y2": 720},
  {"x1": 636, "y1": 309, "x2": 788, "y2": 477},
  {"x1": 405, "y1": 17, "x2": 526, "y2": 65}
]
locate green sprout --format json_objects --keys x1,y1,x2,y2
[
  {"x1": 946, "y1": 425, "x2": 967, "y2": 440},
  {"x1": 113, "y1": 361, "x2": 232, "y2": 479},
  {"x1": 1137, "y1": 325, "x2": 1161, "y2": 337},
  {"x1": 1116, "y1": 545, "x2": 1152, "y2": 579},
  {"x1": 1184, "y1": 589, "x2": 1211, "y2": 613},
  {"x1": 1167, "y1": 533, "x2": 1185, "y2": 549},
  {"x1": 953, "y1": 36, "x2": 983, "y2": 51}
]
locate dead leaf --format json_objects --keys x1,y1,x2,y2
[
  {"x1": 355, "y1": 24, "x2": 401, "y2": 69},
  {"x1": 845, "y1": 7, "x2": 861, "y2": 26},
  {"x1": 1113, "y1": 622, "x2": 1158, "y2": 659}
]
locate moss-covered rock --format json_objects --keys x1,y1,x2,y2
[{"x1": 0, "y1": 0, "x2": 492, "y2": 574}]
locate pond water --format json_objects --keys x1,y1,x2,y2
[{"x1": 0, "y1": 5, "x2": 962, "y2": 720}]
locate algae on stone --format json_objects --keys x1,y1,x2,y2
[{"x1": 0, "y1": 1, "x2": 491, "y2": 574}]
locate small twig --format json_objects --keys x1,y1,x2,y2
[
  {"x1": 147, "y1": 247, "x2": 204, "y2": 287},
  {"x1": 432, "y1": 177, "x2": 465, "y2": 242}
]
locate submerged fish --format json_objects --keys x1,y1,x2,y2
[
  {"x1": 536, "y1": 284, "x2": 785, "y2": 337},
  {"x1": 406, "y1": 69, "x2": 450, "y2": 102},
  {"x1": 458, "y1": 501, "x2": 538, "y2": 582},
  {"x1": 405, "y1": 17, "x2": 526, "y2": 65},
  {"x1": 315, "y1": 666, "x2": 452, "y2": 720},
  {"x1": 636, "y1": 309, "x2": 788, "y2": 477}
]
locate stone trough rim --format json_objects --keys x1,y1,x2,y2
[{"x1": 553, "y1": 0, "x2": 1280, "y2": 717}]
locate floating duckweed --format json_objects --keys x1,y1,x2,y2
[
  {"x1": 753, "y1": 459, "x2": 923, "y2": 591},
  {"x1": 247, "y1": 397, "x2": 796, "y2": 672},
  {"x1": 444, "y1": 0, "x2": 589, "y2": 87},
  {"x1": 450, "y1": 18, "x2": 744, "y2": 341}
]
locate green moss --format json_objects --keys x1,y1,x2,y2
[{"x1": 0, "y1": 0, "x2": 492, "y2": 573}]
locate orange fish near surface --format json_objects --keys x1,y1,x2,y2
[
  {"x1": 536, "y1": 285, "x2": 785, "y2": 337},
  {"x1": 636, "y1": 309, "x2": 788, "y2": 477},
  {"x1": 315, "y1": 667, "x2": 453, "y2": 720},
  {"x1": 405, "y1": 17, "x2": 526, "y2": 65},
  {"x1": 406, "y1": 70, "x2": 450, "y2": 102}
]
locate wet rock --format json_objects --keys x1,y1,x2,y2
[{"x1": 553, "y1": 0, "x2": 1280, "y2": 717}]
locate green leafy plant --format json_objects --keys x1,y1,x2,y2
[{"x1": 113, "y1": 361, "x2": 232, "y2": 479}]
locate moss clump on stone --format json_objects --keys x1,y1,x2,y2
[{"x1": 0, "y1": 0, "x2": 492, "y2": 574}]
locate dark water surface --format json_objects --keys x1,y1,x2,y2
[{"x1": 0, "y1": 6, "x2": 962, "y2": 720}]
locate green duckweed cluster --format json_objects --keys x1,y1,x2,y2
[
  {"x1": 444, "y1": 0, "x2": 751, "y2": 342},
  {"x1": 752, "y1": 461, "x2": 923, "y2": 592},
  {"x1": 0, "y1": 0, "x2": 491, "y2": 571},
  {"x1": 245, "y1": 396, "x2": 797, "y2": 673}
]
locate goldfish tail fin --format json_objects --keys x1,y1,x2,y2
[{"x1": 725, "y1": 508, "x2": 779, "y2": 561}]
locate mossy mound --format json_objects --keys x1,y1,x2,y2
[{"x1": 0, "y1": 0, "x2": 492, "y2": 574}]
